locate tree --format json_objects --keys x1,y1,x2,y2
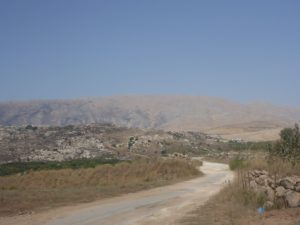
[{"x1": 269, "y1": 123, "x2": 300, "y2": 165}]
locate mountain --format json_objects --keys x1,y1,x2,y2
[{"x1": 0, "y1": 96, "x2": 299, "y2": 141}]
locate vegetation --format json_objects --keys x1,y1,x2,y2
[
  {"x1": 0, "y1": 158, "x2": 122, "y2": 176},
  {"x1": 0, "y1": 158, "x2": 200, "y2": 216},
  {"x1": 229, "y1": 124, "x2": 300, "y2": 175},
  {"x1": 161, "y1": 141, "x2": 194, "y2": 155},
  {"x1": 180, "y1": 180, "x2": 300, "y2": 225},
  {"x1": 226, "y1": 140, "x2": 271, "y2": 151},
  {"x1": 183, "y1": 159, "x2": 300, "y2": 225},
  {"x1": 269, "y1": 123, "x2": 300, "y2": 165},
  {"x1": 229, "y1": 158, "x2": 246, "y2": 170},
  {"x1": 127, "y1": 136, "x2": 136, "y2": 150},
  {"x1": 181, "y1": 125, "x2": 300, "y2": 225}
]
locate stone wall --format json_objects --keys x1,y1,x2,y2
[{"x1": 248, "y1": 170, "x2": 300, "y2": 208}]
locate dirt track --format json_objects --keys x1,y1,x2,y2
[{"x1": 1, "y1": 161, "x2": 233, "y2": 225}]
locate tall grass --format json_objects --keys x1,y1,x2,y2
[
  {"x1": 0, "y1": 159, "x2": 200, "y2": 216},
  {"x1": 230, "y1": 157, "x2": 300, "y2": 176},
  {"x1": 229, "y1": 158, "x2": 246, "y2": 170}
]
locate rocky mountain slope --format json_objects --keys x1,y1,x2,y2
[
  {"x1": 0, "y1": 96, "x2": 299, "y2": 140},
  {"x1": 0, "y1": 123, "x2": 214, "y2": 164}
]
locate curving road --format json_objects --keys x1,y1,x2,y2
[{"x1": 1, "y1": 161, "x2": 233, "y2": 225}]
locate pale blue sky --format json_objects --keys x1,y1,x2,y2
[{"x1": 0, "y1": 0, "x2": 299, "y2": 106}]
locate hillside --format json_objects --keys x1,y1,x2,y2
[
  {"x1": 0, "y1": 96, "x2": 299, "y2": 140},
  {"x1": 0, "y1": 123, "x2": 213, "y2": 164}
]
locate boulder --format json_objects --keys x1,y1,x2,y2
[
  {"x1": 255, "y1": 186, "x2": 268, "y2": 196},
  {"x1": 295, "y1": 184, "x2": 300, "y2": 192},
  {"x1": 294, "y1": 177, "x2": 300, "y2": 184},
  {"x1": 275, "y1": 186, "x2": 287, "y2": 197},
  {"x1": 266, "y1": 187, "x2": 275, "y2": 200},
  {"x1": 249, "y1": 171, "x2": 257, "y2": 177},
  {"x1": 280, "y1": 177, "x2": 296, "y2": 190},
  {"x1": 270, "y1": 182, "x2": 276, "y2": 189},
  {"x1": 256, "y1": 175, "x2": 268, "y2": 186},
  {"x1": 267, "y1": 178, "x2": 275, "y2": 187},
  {"x1": 284, "y1": 191, "x2": 300, "y2": 208}
]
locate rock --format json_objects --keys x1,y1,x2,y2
[
  {"x1": 247, "y1": 171, "x2": 300, "y2": 208},
  {"x1": 294, "y1": 177, "x2": 300, "y2": 184},
  {"x1": 253, "y1": 170, "x2": 268, "y2": 176},
  {"x1": 263, "y1": 201, "x2": 274, "y2": 209},
  {"x1": 266, "y1": 187, "x2": 275, "y2": 200},
  {"x1": 280, "y1": 177, "x2": 296, "y2": 190},
  {"x1": 256, "y1": 175, "x2": 268, "y2": 186},
  {"x1": 255, "y1": 186, "x2": 268, "y2": 196},
  {"x1": 261, "y1": 174, "x2": 269, "y2": 181},
  {"x1": 267, "y1": 178, "x2": 275, "y2": 187},
  {"x1": 285, "y1": 191, "x2": 300, "y2": 208},
  {"x1": 269, "y1": 182, "x2": 276, "y2": 189},
  {"x1": 275, "y1": 186, "x2": 287, "y2": 197},
  {"x1": 253, "y1": 170, "x2": 262, "y2": 177},
  {"x1": 249, "y1": 171, "x2": 257, "y2": 177}
]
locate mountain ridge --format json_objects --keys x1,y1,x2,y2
[{"x1": 0, "y1": 95, "x2": 299, "y2": 140}]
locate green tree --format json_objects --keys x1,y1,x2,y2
[{"x1": 269, "y1": 123, "x2": 300, "y2": 165}]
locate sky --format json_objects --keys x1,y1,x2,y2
[{"x1": 0, "y1": 0, "x2": 299, "y2": 106}]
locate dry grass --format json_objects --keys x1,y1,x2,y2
[
  {"x1": 180, "y1": 183, "x2": 300, "y2": 225},
  {"x1": 0, "y1": 159, "x2": 200, "y2": 216},
  {"x1": 228, "y1": 157, "x2": 300, "y2": 177},
  {"x1": 180, "y1": 157, "x2": 300, "y2": 225},
  {"x1": 180, "y1": 183, "x2": 258, "y2": 225},
  {"x1": 245, "y1": 157, "x2": 300, "y2": 176}
]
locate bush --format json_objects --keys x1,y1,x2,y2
[
  {"x1": 0, "y1": 158, "x2": 122, "y2": 176},
  {"x1": 269, "y1": 123, "x2": 300, "y2": 165},
  {"x1": 227, "y1": 141, "x2": 271, "y2": 152},
  {"x1": 229, "y1": 158, "x2": 246, "y2": 170}
]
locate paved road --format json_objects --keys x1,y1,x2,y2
[{"x1": 1, "y1": 161, "x2": 233, "y2": 225}]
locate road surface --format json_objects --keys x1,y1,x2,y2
[{"x1": 1, "y1": 161, "x2": 233, "y2": 225}]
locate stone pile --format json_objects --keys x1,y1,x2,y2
[{"x1": 248, "y1": 170, "x2": 300, "y2": 208}]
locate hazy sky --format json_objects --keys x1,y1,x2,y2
[{"x1": 0, "y1": 0, "x2": 299, "y2": 106}]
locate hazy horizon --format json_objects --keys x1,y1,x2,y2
[
  {"x1": 0, "y1": 94, "x2": 299, "y2": 109},
  {"x1": 1, "y1": 1, "x2": 299, "y2": 106}
]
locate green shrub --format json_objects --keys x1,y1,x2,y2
[
  {"x1": 128, "y1": 136, "x2": 136, "y2": 150},
  {"x1": 229, "y1": 158, "x2": 246, "y2": 170},
  {"x1": 0, "y1": 158, "x2": 122, "y2": 176},
  {"x1": 269, "y1": 123, "x2": 300, "y2": 165},
  {"x1": 226, "y1": 141, "x2": 271, "y2": 151}
]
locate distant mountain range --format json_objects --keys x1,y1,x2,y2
[{"x1": 0, "y1": 96, "x2": 299, "y2": 141}]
